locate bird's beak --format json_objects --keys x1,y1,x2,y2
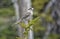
[{"x1": 32, "y1": 8, "x2": 34, "y2": 10}]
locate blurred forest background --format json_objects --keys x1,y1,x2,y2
[{"x1": 0, "y1": 0, "x2": 60, "y2": 39}]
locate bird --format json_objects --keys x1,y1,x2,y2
[
  {"x1": 14, "y1": 8, "x2": 34, "y2": 25},
  {"x1": 22, "y1": 8, "x2": 34, "y2": 19}
]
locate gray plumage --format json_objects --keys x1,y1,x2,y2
[{"x1": 14, "y1": 8, "x2": 33, "y2": 24}]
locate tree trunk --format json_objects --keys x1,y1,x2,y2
[
  {"x1": 12, "y1": 0, "x2": 24, "y2": 39},
  {"x1": 19, "y1": 0, "x2": 34, "y2": 39}
]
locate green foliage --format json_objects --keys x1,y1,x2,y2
[
  {"x1": 0, "y1": 8, "x2": 15, "y2": 17},
  {"x1": 0, "y1": 26, "x2": 17, "y2": 39},
  {"x1": 17, "y1": 12, "x2": 54, "y2": 39},
  {"x1": 32, "y1": 0, "x2": 49, "y2": 11},
  {"x1": 0, "y1": 0, "x2": 15, "y2": 39},
  {"x1": 47, "y1": 34, "x2": 60, "y2": 39},
  {"x1": 0, "y1": 0, "x2": 12, "y2": 8}
]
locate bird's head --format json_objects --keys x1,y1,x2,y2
[
  {"x1": 28, "y1": 8, "x2": 34, "y2": 15},
  {"x1": 28, "y1": 8, "x2": 34, "y2": 11}
]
